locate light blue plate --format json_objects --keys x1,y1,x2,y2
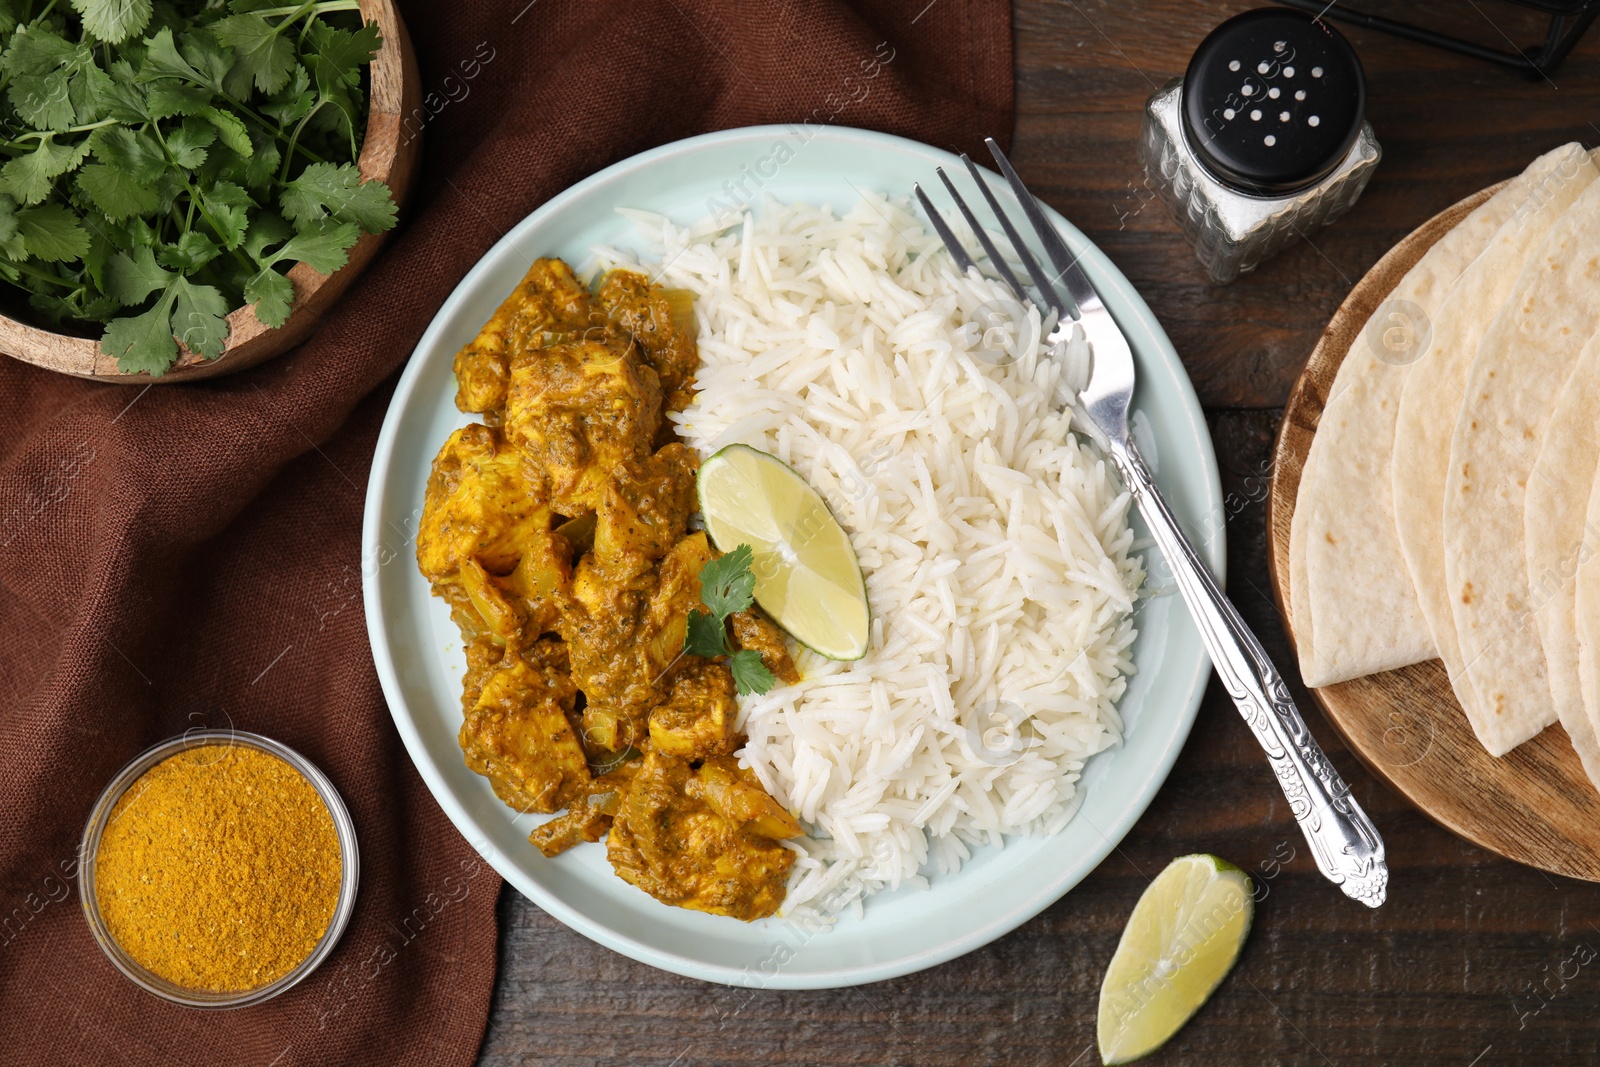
[{"x1": 362, "y1": 125, "x2": 1223, "y2": 989}]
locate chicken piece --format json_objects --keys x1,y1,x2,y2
[
  {"x1": 596, "y1": 270, "x2": 699, "y2": 413},
  {"x1": 649, "y1": 659, "x2": 738, "y2": 759},
  {"x1": 503, "y1": 336, "x2": 663, "y2": 513},
  {"x1": 460, "y1": 633, "x2": 503, "y2": 715},
  {"x1": 607, "y1": 750, "x2": 797, "y2": 920},
  {"x1": 560, "y1": 551, "x2": 661, "y2": 753},
  {"x1": 688, "y1": 758, "x2": 803, "y2": 840},
  {"x1": 730, "y1": 611, "x2": 800, "y2": 686},
  {"x1": 418, "y1": 423, "x2": 543, "y2": 581},
  {"x1": 592, "y1": 444, "x2": 698, "y2": 565},
  {"x1": 453, "y1": 258, "x2": 599, "y2": 415},
  {"x1": 527, "y1": 760, "x2": 639, "y2": 857},
  {"x1": 640, "y1": 531, "x2": 716, "y2": 676},
  {"x1": 460, "y1": 642, "x2": 588, "y2": 814}
]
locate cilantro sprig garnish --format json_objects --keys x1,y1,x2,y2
[
  {"x1": 684, "y1": 544, "x2": 779, "y2": 696},
  {"x1": 0, "y1": 0, "x2": 397, "y2": 375}
]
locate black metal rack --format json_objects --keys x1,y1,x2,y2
[{"x1": 1275, "y1": 0, "x2": 1600, "y2": 75}]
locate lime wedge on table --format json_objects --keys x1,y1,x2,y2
[
  {"x1": 696, "y1": 444, "x2": 869, "y2": 661},
  {"x1": 1097, "y1": 854, "x2": 1254, "y2": 1064}
]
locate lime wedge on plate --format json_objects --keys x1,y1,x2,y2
[
  {"x1": 1097, "y1": 854, "x2": 1254, "y2": 1064},
  {"x1": 696, "y1": 444, "x2": 869, "y2": 660}
]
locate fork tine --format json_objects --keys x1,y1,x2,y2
[
  {"x1": 913, "y1": 183, "x2": 977, "y2": 277},
  {"x1": 933, "y1": 166, "x2": 1031, "y2": 307},
  {"x1": 957, "y1": 153, "x2": 1072, "y2": 319},
  {"x1": 984, "y1": 137, "x2": 1087, "y2": 312}
]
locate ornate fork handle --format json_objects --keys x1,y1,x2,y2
[{"x1": 1107, "y1": 437, "x2": 1388, "y2": 907}]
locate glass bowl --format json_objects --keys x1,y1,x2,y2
[{"x1": 79, "y1": 729, "x2": 360, "y2": 1008}]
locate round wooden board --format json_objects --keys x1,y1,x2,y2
[{"x1": 1266, "y1": 180, "x2": 1600, "y2": 882}]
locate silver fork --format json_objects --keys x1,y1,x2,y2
[{"x1": 917, "y1": 139, "x2": 1388, "y2": 908}]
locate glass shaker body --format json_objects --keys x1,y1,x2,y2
[{"x1": 1138, "y1": 10, "x2": 1381, "y2": 284}]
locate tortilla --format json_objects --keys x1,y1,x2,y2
[
  {"x1": 1392, "y1": 143, "x2": 1598, "y2": 723},
  {"x1": 1575, "y1": 434, "x2": 1600, "y2": 759},
  {"x1": 1291, "y1": 164, "x2": 1540, "y2": 687},
  {"x1": 1526, "y1": 334, "x2": 1600, "y2": 790},
  {"x1": 1443, "y1": 173, "x2": 1600, "y2": 756}
]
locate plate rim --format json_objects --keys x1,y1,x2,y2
[{"x1": 362, "y1": 123, "x2": 1225, "y2": 987}]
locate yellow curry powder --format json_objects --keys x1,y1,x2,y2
[{"x1": 94, "y1": 744, "x2": 343, "y2": 992}]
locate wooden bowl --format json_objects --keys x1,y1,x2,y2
[
  {"x1": 0, "y1": 0, "x2": 422, "y2": 383},
  {"x1": 1266, "y1": 180, "x2": 1600, "y2": 882}
]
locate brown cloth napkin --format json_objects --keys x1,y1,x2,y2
[{"x1": 0, "y1": 1, "x2": 1010, "y2": 1063}]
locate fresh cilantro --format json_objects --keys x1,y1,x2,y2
[
  {"x1": 212, "y1": 13, "x2": 296, "y2": 97},
  {"x1": 0, "y1": 1, "x2": 397, "y2": 375},
  {"x1": 681, "y1": 545, "x2": 779, "y2": 696},
  {"x1": 1, "y1": 135, "x2": 88, "y2": 204},
  {"x1": 698, "y1": 543, "x2": 757, "y2": 617},
  {"x1": 729, "y1": 650, "x2": 777, "y2": 696},
  {"x1": 76, "y1": 163, "x2": 159, "y2": 220},
  {"x1": 684, "y1": 608, "x2": 731, "y2": 660},
  {"x1": 16, "y1": 203, "x2": 86, "y2": 260},
  {"x1": 242, "y1": 217, "x2": 358, "y2": 327},
  {"x1": 68, "y1": 0, "x2": 151, "y2": 45},
  {"x1": 281, "y1": 161, "x2": 397, "y2": 232}
]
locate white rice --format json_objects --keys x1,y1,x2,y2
[{"x1": 593, "y1": 192, "x2": 1143, "y2": 923}]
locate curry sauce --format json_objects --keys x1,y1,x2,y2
[{"x1": 418, "y1": 258, "x2": 801, "y2": 921}]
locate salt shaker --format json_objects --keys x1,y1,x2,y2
[{"x1": 1139, "y1": 8, "x2": 1381, "y2": 283}]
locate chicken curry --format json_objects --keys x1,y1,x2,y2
[{"x1": 417, "y1": 257, "x2": 803, "y2": 921}]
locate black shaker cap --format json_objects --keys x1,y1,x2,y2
[{"x1": 1181, "y1": 8, "x2": 1366, "y2": 195}]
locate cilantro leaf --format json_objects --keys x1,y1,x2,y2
[
  {"x1": 96, "y1": 60, "x2": 150, "y2": 122},
  {"x1": 134, "y1": 26, "x2": 196, "y2": 82},
  {"x1": 213, "y1": 13, "x2": 295, "y2": 97},
  {"x1": 233, "y1": 219, "x2": 356, "y2": 327},
  {"x1": 17, "y1": 203, "x2": 88, "y2": 261},
  {"x1": 729, "y1": 650, "x2": 777, "y2": 696},
  {"x1": 208, "y1": 121, "x2": 278, "y2": 190},
  {"x1": 146, "y1": 82, "x2": 210, "y2": 119},
  {"x1": 0, "y1": 136, "x2": 89, "y2": 205},
  {"x1": 685, "y1": 608, "x2": 730, "y2": 660},
  {"x1": 266, "y1": 218, "x2": 359, "y2": 274},
  {"x1": 303, "y1": 19, "x2": 379, "y2": 105},
  {"x1": 69, "y1": 0, "x2": 152, "y2": 45},
  {"x1": 179, "y1": 28, "x2": 233, "y2": 91},
  {"x1": 240, "y1": 210, "x2": 292, "y2": 260},
  {"x1": 88, "y1": 125, "x2": 165, "y2": 184},
  {"x1": 101, "y1": 292, "x2": 178, "y2": 374},
  {"x1": 200, "y1": 180, "x2": 254, "y2": 249},
  {"x1": 170, "y1": 276, "x2": 229, "y2": 358},
  {"x1": 156, "y1": 231, "x2": 219, "y2": 272},
  {"x1": 260, "y1": 64, "x2": 313, "y2": 125},
  {"x1": 201, "y1": 105, "x2": 252, "y2": 157},
  {"x1": 306, "y1": 19, "x2": 382, "y2": 80},
  {"x1": 3, "y1": 27, "x2": 81, "y2": 129},
  {"x1": 106, "y1": 245, "x2": 172, "y2": 305},
  {"x1": 76, "y1": 163, "x2": 160, "y2": 220},
  {"x1": 165, "y1": 116, "x2": 215, "y2": 168},
  {"x1": 0, "y1": 196, "x2": 25, "y2": 259},
  {"x1": 699, "y1": 544, "x2": 757, "y2": 618},
  {"x1": 280, "y1": 161, "x2": 396, "y2": 233},
  {"x1": 99, "y1": 271, "x2": 230, "y2": 373},
  {"x1": 243, "y1": 266, "x2": 292, "y2": 327},
  {"x1": 680, "y1": 544, "x2": 786, "y2": 694}
]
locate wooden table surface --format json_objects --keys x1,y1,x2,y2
[{"x1": 479, "y1": 3, "x2": 1600, "y2": 1063}]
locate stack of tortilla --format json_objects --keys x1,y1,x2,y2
[{"x1": 1290, "y1": 142, "x2": 1600, "y2": 791}]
